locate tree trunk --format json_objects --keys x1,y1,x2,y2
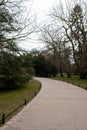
[
  {"x1": 59, "y1": 62, "x2": 64, "y2": 77},
  {"x1": 79, "y1": 66, "x2": 86, "y2": 79}
]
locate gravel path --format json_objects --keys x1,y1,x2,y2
[{"x1": 1, "y1": 77, "x2": 87, "y2": 130}]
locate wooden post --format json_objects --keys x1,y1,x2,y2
[
  {"x1": 35, "y1": 91, "x2": 37, "y2": 96},
  {"x1": 24, "y1": 99, "x2": 27, "y2": 105},
  {"x1": 2, "y1": 114, "x2": 5, "y2": 124}
]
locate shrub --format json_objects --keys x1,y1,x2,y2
[
  {"x1": 33, "y1": 55, "x2": 57, "y2": 77},
  {"x1": 0, "y1": 74, "x2": 32, "y2": 90}
]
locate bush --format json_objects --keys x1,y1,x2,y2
[
  {"x1": 33, "y1": 55, "x2": 57, "y2": 77},
  {"x1": 0, "y1": 74, "x2": 32, "y2": 90}
]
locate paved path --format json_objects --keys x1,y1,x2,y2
[{"x1": 1, "y1": 77, "x2": 87, "y2": 130}]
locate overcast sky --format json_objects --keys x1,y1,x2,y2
[
  {"x1": 19, "y1": 0, "x2": 80, "y2": 51},
  {"x1": 17, "y1": 0, "x2": 86, "y2": 51}
]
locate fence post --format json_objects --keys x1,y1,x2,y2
[
  {"x1": 2, "y1": 114, "x2": 5, "y2": 124},
  {"x1": 24, "y1": 98, "x2": 27, "y2": 105},
  {"x1": 35, "y1": 91, "x2": 37, "y2": 96},
  {"x1": 39, "y1": 86, "x2": 40, "y2": 91}
]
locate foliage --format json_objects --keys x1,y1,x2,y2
[
  {"x1": 32, "y1": 54, "x2": 57, "y2": 77},
  {"x1": 0, "y1": 51, "x2": 34, "y2": 90},
  {"x1": 20, "y1": 52, "x2": 35, "y2": 74},
  {"x1": 0, "y1": 1, "x2": 35, "y2": 90},
  {"x1": 0, "y1": 74, "x2": 32, "y2": 90},
  {"x1": 0, "y1": 52, "x2": 21, "y2": 75}
]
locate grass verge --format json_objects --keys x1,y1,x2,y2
[
  {"x1": 0, "y1": 79, "x2": 41, "y2": 125},
  {"x1": 52, "y1": 75, "x2": 87, "y2": 90}
]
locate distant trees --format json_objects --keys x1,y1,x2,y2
[
  {"x1": 32, "y1": 54, "x2": 57, "y2": 77},
  {"x1": 67, "y1": 4, "x2": 87, "y2": 78},
  {"x1": 40, "y1": 0, "x2": 87, "y2": 79},
  {"x1": 20, "y1": 52, "x2": 35, "y2": 76},
  {"x1": 40, "y1": 25, "x2": 71, "y2": 77}
]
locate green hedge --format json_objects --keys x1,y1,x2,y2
[{"x1": 0, "y1": 74, "x2": 32, "y2": 90}]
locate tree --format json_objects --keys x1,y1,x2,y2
[
  {"x1": 20, "y1": 52, "x2": 35, "y2": 75},
  {"x1": 0, "y1": 0, "x2": 36, "y2": 51},
  {"x1": 40, "y1": 25, "x2": 71, "y2": 77},
  {"x1": 0, "y1": 0, "x2": 36, "y2": 90},
  {"x1": 32, "y1": 54, "x2": 57, "y2": 77},
  {"x1": 68, "y1": 4, "x2": 87, "y2": 78},
  {"x1": 51, "y1": 0, "x2": 87, "y2": 78},
  {"x1": 0, "y1": 0, "x2": 21, "y2": 76}
]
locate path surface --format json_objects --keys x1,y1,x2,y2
[{"x1": 1, "y1": 77, "x2": 87, "y2": 130}]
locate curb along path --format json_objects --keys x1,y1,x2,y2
[{"x1": 1, "y1": 77, "x2": 87, "y2": 130}]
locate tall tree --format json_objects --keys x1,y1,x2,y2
[
  {"x1": 51, "y1": 0, "x2": 87, "y2": 78},
  {"x1": 40, "y1": 25, "x2": 71, "y2": 77},
  {"x1": 68, "y1": 4, "x2": 87, "y2": 78},
  {"x1": 0, "y1": 0, "x2": 36, "y2": 89}
]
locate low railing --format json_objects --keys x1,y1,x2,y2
[
  {"x1": 0, "y1": 98, "x2": 27, "y2": 124},
  {"x1": 0, "y1": 93, "x2": 38, "y2": 124},
  {"x1": 0, "y1": 83, "x2": 41, "y2": 125}
]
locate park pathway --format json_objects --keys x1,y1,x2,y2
[{"x1": 1, "y1": 77, "x2": 87, "y2": 130}]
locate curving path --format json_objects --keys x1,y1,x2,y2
[{"x1": 1, "y1": 77, "x2": 87, "y2": 130}]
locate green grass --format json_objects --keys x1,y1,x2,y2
[
  {"x1": 0, "y1": 79, "x2": 41, "y2": 125},
  {"x1": 52, "y1": 75, "x2": 87, "y2": 90}
]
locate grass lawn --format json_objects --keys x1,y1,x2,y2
[
  {"x1": 0, "y1": 79, "x2": 41, "y2": 125},
  {"x1": 52, "y1": 75, "x2": 87, "y2": 90}
]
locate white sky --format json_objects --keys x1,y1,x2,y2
[
  {"x1": 19, "y1": 0, "x2": 66, "y2": 51},
  {"x1": 18, "y1": 0, "x2": 86, "y2": 51},
  {"x1": 32, "y1": 0, "x2": 57, "y2": 16}
]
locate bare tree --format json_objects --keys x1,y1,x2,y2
[
  {"x1": 40, "y1": 24, "x2": 71, "y2": 77},
  {"x1": 51, "y1": 0, "x2": 87, "y2": 78},
  {"x1": 0, "y1": 0, "x2": 36, "y2": 53}
]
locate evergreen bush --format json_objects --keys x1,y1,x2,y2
[{"x1": 0, "y1": 74, "x2": 32, "y2": 90}]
